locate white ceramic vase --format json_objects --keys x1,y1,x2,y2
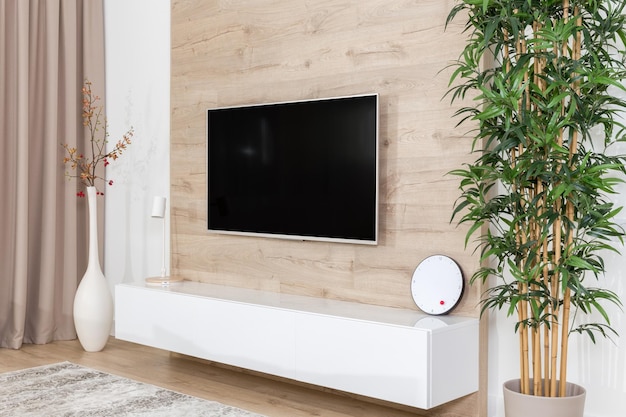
[{"x1": 73, "y1": 186, "x2": 114, "y2": 352}]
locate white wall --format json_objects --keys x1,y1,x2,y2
[
  {"x1": 103, "y1": 0, "x2": 170, "y2": 288},
  {"x1": 102, "y1": 2, "x2": 626, "y2": 416}
]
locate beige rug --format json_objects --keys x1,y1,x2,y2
[{"x1": 0, "y1": 362, "x2": 267, "y2": 416}]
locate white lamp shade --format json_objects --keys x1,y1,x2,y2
[{"x1": 151, "y1": 196, "x2": 166, "y2": 218}]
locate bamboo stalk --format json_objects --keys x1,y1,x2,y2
[
  {"x1": 520, "y1": 281, "x2": 530, "y2": 395},
  {"x1": 519, "y1": 319, "x2": 528, "y2": 394},
  {"x1": 550, "y1": 199, "x2": 562, "y2": 396},
  {"x1": 542, "y1": 318, "x2": 550, "y2": 397},
  {"x1": 519, "y1": 27, "x2": 533, "y2": 396},
  {"x1": 559, "y1": 276, "x2": 572, "y2": 395},
  {"x1": 535, "y1": 22, "x2": 552, "y2": 396},
  {"x1": 547, "y1": 0, "x2": 574, "y2": 396},
  {"x1": 504, "y1": 19, "x2": 532, "y2": 395},
  {"x1": 533, "y1": 323, "x2": 542, "y2": 395},
  {"x1": 517, "y1": 213, "x2": 530, "y2": 395},
  {"x1": 560, "y1": 6, "x2": 582, "y2": 395},
  {"x1": 518, "y1": 206, "x2": 530, "y2": 395},
  {"x1": 559, "y1": 199, "x2": 575, "y2": 395},
  {"x1": 530, "y1": 18, "x2": 552, "y2": 395},
  {"x1": 528, "y1": 182, "x2": 541, "y2": 396}
]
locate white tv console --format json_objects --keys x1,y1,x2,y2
[{"x1": 115, "y1": 281, "x2": 478, "y2": 409}]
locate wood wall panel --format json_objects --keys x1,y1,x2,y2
[{"x1": 171, "y1": 1, "x2": 484, "y2": 416}]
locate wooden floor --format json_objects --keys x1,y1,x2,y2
[{"x1": 0, "y1": 337, "x2": 442, "y2": 417}]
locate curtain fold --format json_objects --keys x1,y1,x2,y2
[{"x1": 0, "y1": 0, "x2": 105, "y2": 349}]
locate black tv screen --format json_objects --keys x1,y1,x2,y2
[{"x1": 207, "y1": 93, "x2": 378, "y2": 244}]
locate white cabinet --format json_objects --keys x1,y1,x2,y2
[{"x1": 115, "y1": 281, "x2": 478, "y2": 409}]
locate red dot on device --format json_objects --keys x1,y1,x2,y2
[{"x1": 440, "y1": 300, "x2": 445, "y2": 305}]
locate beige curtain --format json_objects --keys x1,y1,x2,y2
[{"x1": 0, "y1": 0, "x2": 105, "y2": 349}]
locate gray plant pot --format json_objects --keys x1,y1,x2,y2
[{"x1": 503, "y1": 379, "x2": 586, "y2": 417}]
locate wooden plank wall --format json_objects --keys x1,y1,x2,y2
[{"x1": 171, "y1": 1, "x2": 485, "y2": 416}]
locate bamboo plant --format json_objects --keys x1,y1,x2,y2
[{"x1": 446, "y1": 0, "x2": 626, "y2": 397}]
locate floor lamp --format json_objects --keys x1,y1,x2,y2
[{"x1": 145, "y1": 196, "x2": 182, "y2": 285}]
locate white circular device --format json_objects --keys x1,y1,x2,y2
[{"x1": 411, "y1": 255, "x2": 464, "y2": 315}]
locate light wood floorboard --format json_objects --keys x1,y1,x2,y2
[{"x1": 0, "y1": 337, "x2": 451, "y2": 417}]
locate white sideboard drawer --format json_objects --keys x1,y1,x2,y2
[
  {"x1": 116, "y1": 284, "x2": 296, "y2": 380},
  {"x1": 295, "y1": 313, "x2": 430, "y2": 407}
]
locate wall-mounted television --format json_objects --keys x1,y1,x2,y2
[{"x1": 207, "y1": 93, "x2": 378, "y2": 245}]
